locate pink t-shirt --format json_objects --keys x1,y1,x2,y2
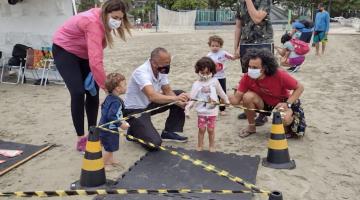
[
  {"x1": 237, "y1": 70, "x2": 298, "y2": 106},
  {"x1": 53, "y1": 8, "x2": 106, "y2": 89}
]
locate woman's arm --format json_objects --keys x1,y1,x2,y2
[
  {"x1": 245, "y1": 0, "x2": 269, "y2": 25},
  {"x1": 234, "y1": 19, "x2": 242, "y2": 58},
  {"x1": 84, "y1": 22, "x2": 106, "y2": 89}
]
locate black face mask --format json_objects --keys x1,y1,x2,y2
[{"x1": 158, "y1": 65, "x2": 170, "y2": 74}]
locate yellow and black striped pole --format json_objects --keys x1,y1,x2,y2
[
  {"x1": 78, "y1": 127, "x2": 106, "y2": 188},
  {"x1": 262, "y1": 112, "x2": 296, "y2": 169}
]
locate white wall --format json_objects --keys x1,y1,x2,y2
[{"x1": 0, "y1": 0, "x2": 74, "y2": 55}]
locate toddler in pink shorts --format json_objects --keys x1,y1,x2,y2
[{"x1": 185, "y1": 57, "x2": 230, "y2": 152}]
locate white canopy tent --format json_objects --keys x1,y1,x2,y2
[{"x1": 0, "y1": 0, "x2": 76, "y2": 56}]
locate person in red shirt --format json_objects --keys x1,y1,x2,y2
[{"x1": 229, "y1": 48, "x2": 304, "y2": 137}]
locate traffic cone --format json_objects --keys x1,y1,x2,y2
[
  {"x1": 262, "y1": 112, "x2": 296, "y2": 169},
  {"x1": 71, "y1": 127, "x2": 115, "y2": 189},
  {"x1": 268, "y1": 191, "x2": 283, "y2": 200}
]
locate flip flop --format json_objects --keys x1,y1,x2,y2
[{"x1": 239, "y1": 128, "x2": 256, "y2": 138}]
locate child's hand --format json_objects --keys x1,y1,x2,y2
[
  {"x1": 184, "y1": 109, "x2": 191, "y2": 119},
  {"x1": 120, "y1": 122, "x2": 130, "y2": 130}
]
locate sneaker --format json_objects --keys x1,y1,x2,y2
[
  {"x1": 255, "y1": 113, "x2": 268, "y2": 126},
  {"x1": 76, "y1": 137, "x2": 87, "y2": 152},
  {"x1": 237, "y1": 112, "x2": 247, "y2": 119},
  {"x1": 287, "y1": 65, "x2": 301, "y2": 73},
  {"x1": 161, "y1": 131, "x2": 188, "y2": 143}
]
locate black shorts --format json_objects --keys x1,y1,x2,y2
[{"x1": 256, "y1": 103, "x2": 275, "y2": 116}]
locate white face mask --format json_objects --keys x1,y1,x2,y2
[
  {"x1": 108, "y1": 17, "x2": 122, "y2": 30},
  {"x1": 198, "y1": 73, "x2": 212, "y2": 82},
  {"x1": 248, "y1": 68, "x2": 261, "y2": 79}
]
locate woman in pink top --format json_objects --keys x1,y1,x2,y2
[{"x1": 52, "y1": 0, "x2": 131, "y2": 153}]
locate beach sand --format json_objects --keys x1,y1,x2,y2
[{"x1": 0, "y1": 27, "x2": 360, "y2": 200}]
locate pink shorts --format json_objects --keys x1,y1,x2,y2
[{"x1": 198, "y1": 116, "x2": 217, "y2": 129}]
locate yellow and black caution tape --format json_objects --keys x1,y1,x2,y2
[
  {"x1": 0, "y1": 189, "x2": 255, "y2": 197},
  {"x1": 100, "y1": 98, "x2": 279, "y2": 129},
  {"x1": 99, "y1": 101, "x2": 178, "y2": 128},
  {"x1": 97, "y1": 127, "x2": 271, "y2": 196},
  {"x1": 190, "y1": 99, "x2": 273, "y2": 114}
]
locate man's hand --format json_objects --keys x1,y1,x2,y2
[
  {"x1": 175, "y1": 93, "x2": 189, "y2": 108},
  {"x1": 275, "y1": 102, "x2": 288, "y2": 111}
]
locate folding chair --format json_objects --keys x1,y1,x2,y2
[
  {"x1": 0, "y1": 55, "x2": 25, "y2": 84},
  {"x1": 21, "y1": 48, "x2": 52, "y2": 86}
]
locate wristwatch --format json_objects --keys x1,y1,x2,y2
[{"x1": 286, "y1": 102, "x2": 292, "y2": 108}]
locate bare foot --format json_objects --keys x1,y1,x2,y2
[
  {"x1": 196, "y1": 146, "x2": 203, "y2": 151},
  {"x1": 209, "y1": 146, "x2": 216, "y2": 152}
]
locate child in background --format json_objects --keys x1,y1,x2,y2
[
  {"x1": 99, "y1": 73, "x2": 130, "y2": 168},
  {"x1": 275, "y1": 33, "x2": 305, "y2": 73},
  {"x1": 207, "y1": 35, "x2": 234, "y2": 116},
  {"x1": 185, "y1": 57, "x2": 230, "y2": 152}
]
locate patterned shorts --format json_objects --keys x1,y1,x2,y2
[{"x1": 198, "y1": 116, "x2": 217, "y2": 129}]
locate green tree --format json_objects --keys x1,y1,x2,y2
[
  {"x1": 77, "y1": 0, "x2": 101, "y2": 12},
  {"x1": 281, "y1": 0, "x2": 360, "y2": 17},
  {"x1": 172, "y1": 0, "x2": 207, "y2": 10}
]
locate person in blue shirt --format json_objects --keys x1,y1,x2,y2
[
  {"x1": 313, "y1": 3, "x2": 330, "y2": 56},
  {"x1": 291, "y1": 19, "x2": 313, "y2": 43},
  {"x1": 99, "y1": 73, "x2": 130, "y2": 168}
]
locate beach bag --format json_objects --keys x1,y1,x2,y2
[
  {"x1": 8, "y1": 44, "x2": 30, "y2": 66},
  {"x1": 290, "y1": 38, "x2": 309, "y2": 55}
]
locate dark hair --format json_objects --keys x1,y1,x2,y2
[
  {"x1": 318, "y1": 3, "x2": 324, "y2": 8},
  {"x1": 281, "y1": 33, "x2": 292, "y2": 44},
  {"x1": 195, "y1": 57, "x2": 216, "y2": 75},
  {"x1": 300, "y1": 19, "x2": 314, "y2": 29},
  {"x1": 105, "y1": 73, "x2": 125, "y2": 93},
  {"x1": 208, "y1": 35, "x2": 224, "y2": 47},
  {"x1": 242, "y1": 48, "x2": 279, "y2": 76}
]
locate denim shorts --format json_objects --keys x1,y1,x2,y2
[{"x1": 100, "y1": 130, "x2": 119, "y2": 152}]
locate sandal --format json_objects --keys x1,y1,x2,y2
[{"x1": 239, "y1": 125, "x2": 256, "y2": 138}]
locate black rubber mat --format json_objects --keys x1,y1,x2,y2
[
  {"x1": 96, "y1": 147, "x2": 260, "y2": 200},
  {"x1": 0, "y1": 140, "x2": 52, "y2": 176}
]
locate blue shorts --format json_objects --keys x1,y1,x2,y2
[{"x1": 100, "y1": 130, "x2": 119, "y2": 152}]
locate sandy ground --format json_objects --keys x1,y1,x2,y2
[{"x1": 1, "y1": 25, "x2": 360, "y2": 200}]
